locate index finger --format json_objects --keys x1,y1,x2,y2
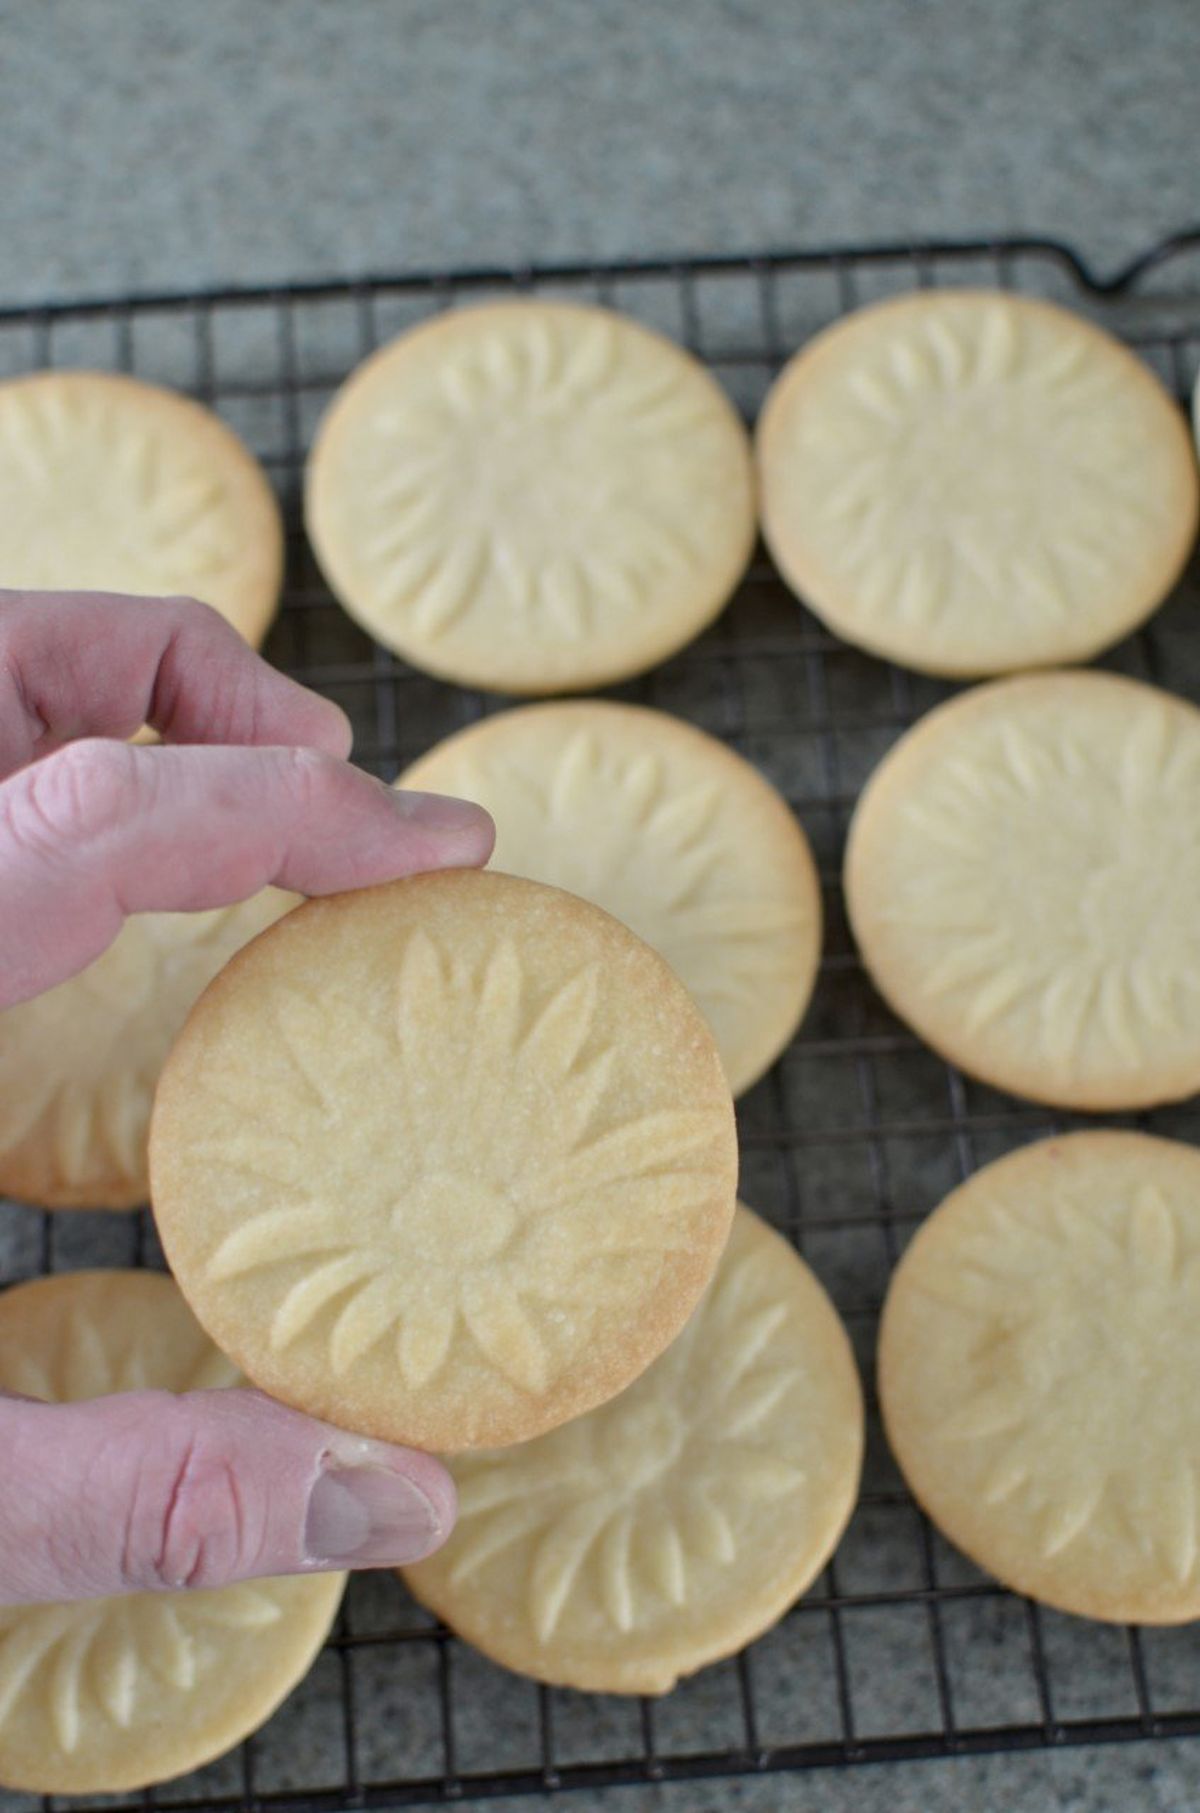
[{"x1": 0, "y1": 589, "x2": 351, "y2": 776}]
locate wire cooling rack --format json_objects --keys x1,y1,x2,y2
[{"x1": 3, "y1": 229, "x2": 1200, "y2": 1812}]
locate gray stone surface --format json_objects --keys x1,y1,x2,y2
[
  {"x1": 478, "y1": 1742, "x2": 1200, "y2": 1811},
  {"x1": 1, "y1": 6, "x2": 1199, "y2": 1810},
  {"x1": 0, "y1": 0, "x2": 1197, "y2": 307}
]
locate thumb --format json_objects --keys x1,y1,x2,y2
[{"x1": 0, "y1": 1389, "x2": 456, "y2": 1605}]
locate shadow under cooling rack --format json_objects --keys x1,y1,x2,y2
[{"x1": 3, "y1": 229, "x2": 1200, "y2": 1812}]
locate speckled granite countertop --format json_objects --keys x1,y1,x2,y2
[
  {"x1": 2, "y1": 0, "x2": 1197, "y2": 304},
  {"x1": 1, "y1": 4, "x2": 1198, "y2": 1809}
]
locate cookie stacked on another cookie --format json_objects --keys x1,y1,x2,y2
[
  {"x1": 147, "y1": 867, "x2": 868, "y2": 1690},
  {"x1": 404, "y1": 1203, "x2": 864, "y2": 1694}
]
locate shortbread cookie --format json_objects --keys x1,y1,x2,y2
[
  {"x1": 400, "y1": 702, "x2": 821, "y2": 1094},
  {"x1": 880, "y1": 1132, "x2": 1200, "y2": 1623},
  {"x1": 0, "y1": 890, "x2": 294, "y2": 1209},
  {"x1": 758, "y1": 291, "x2": 1198, "y2": 675},
  {"x1": 845, "y1": 671, "x2": 1200, "y2": 1110},
  {"x1": 0, "y1": 371, "x2": 284, "y2": 646},
  {"x1": 305, "y1": 302, "x2": 755, "y2": 692},
  {"x1": 404, "y1": 1204, "x2": 862, "y2": 1693},
  {"x1": 0, "y1": 1271, "x2": 344, "y2": 1793},
  {"x1": 151, "y1": 871, "x2": 738, "y2": 1451}
]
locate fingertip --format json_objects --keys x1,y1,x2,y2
[
  {"x1": 228, "y1": 1391, "x2": 458, "y2": 1566},
  {"x1": 402, "y1": 1448, "x2": 458, "y2": 1546},
  {"x1": 304, "y1": 1436, "x2": 458, "y2": 1569},
  {"x1": 390, "y1": 790, "x2": 496, "y2": 867},
  {"x1": 441, "y1": 813, "x2": 497, "y2": 873}
]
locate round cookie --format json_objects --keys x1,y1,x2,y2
[
  {"x1": 0, "y1": 371, "x2": 284, "y2": 647},
  {"x1": 0, "y1": 1271, "x2": 344, "y2": 1794},
  {"x1": 757, "y1": 290, "x2": 1198, "y2": 676},
  {"x1": 845, "y1": 670, "x2": 1200, "y2": 1111},
  {"x1": 0, "y1": 889, "x2": 294, "y2": 1209},
  {"x1": 150, "y1": 870, "x2": 738, "y2": 1451},
  {"x1": 305, "y1": 301, "x2": 755, "y2": 693},
  {"x1": 880, "y1": 1132, "x2": 1200, "y2": 1623},
  {"x1": 400, "y1": 702, "x2": 821, "y2": 1095},
  {"x1": 405, "y1": 1204, "x2": 863, "y2": 1693}
]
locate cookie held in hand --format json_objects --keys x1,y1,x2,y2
[{"x1": 151, "y1": 870, "x2": 738, "y2": 1451}]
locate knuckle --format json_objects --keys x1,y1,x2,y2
[
  {"x1": 20, "y1": 739, "x2": 141, "y2": 850},
  {"x1": 159, "y1": 593, "x2": 242, "y2": 666},
  {"x1": 284, "y1": 743, "x2": 339, "y2": 808},
  {"x1": 162, "y1": 593, "x2": 226, "y2": 636},
  {"x1": 122, "y1": 1407, "x2": 248, "y2": 1592}
]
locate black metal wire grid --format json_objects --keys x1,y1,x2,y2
[{"x1": 3, "y1": 229, "x2": 1200, "y2": 1812}]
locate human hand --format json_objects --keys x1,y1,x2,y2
[
  {"x1": 0, "y1": 588, "x2": 493, "y2": 1005},
  {"x1": 0, "y1": 589, "x2": 494, "y2": 1603}
]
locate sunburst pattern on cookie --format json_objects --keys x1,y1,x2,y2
[
  {"x1": 759, "y1": 292, "x2": 1197, "y2": 673},
  {"x1": 0, "y1": 1570, "x2": 342, "y2": 1795},
  {"x1": 846, "y1": 673, "x2": 1200, "y2": 1108},
  {"x1": 404, "y1": 1207, "x2": 863, "y2": 1693},
  {"x1": 307, "y1": 303, "x2": 754, "y2": 689},
  {"x1": 0, "y1": 1586, "x2": 285, "y2": 1753},
  {"x1": 402, "y1": 705, "x2": 820, "y2": 1094},
  {"x1": 880, "y1": 1135, "x2": 1200, "y2": 1620},
  {"x1": 444, "y1": 1234, "x2": 806, "y2": 1639},
  {"x1": 0, "y1": 891, "x2": 292, "y2": 1208},
  {"x1": 197, "y1": 931, "x2": 719, "y2": 1397},
  {"x1": 348, "y1": 314, "x2": 719, "y2": 639},
  {"x1": 0, "y1": 373, "x2": 281, "y2": 637},
  {"x1": 1, "y1": 1306, "x2": 238, "y2": 1404}
]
